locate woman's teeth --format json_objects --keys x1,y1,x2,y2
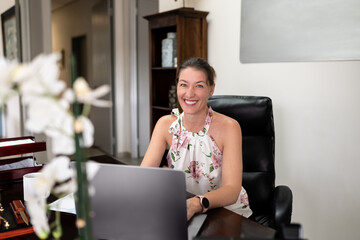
[{"x1": 185, "y1": 100, "x2": 197, "y2": 105}]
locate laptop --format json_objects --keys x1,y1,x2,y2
[{"x1": 86, "y1": 163, "x2": 206, "y2": 240}]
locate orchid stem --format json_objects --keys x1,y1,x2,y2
[
  {"x1": 71, "y1": 54, "x2": 93, "y2": 240},
  {"x1": 82, "y1": 103, "x2": 91, "y2": 117}
]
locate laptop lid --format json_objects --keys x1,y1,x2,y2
[{"x1": 88, "y1": 163, "x2": 188, "y2": 240}]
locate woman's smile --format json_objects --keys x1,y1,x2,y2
[{"x1": 184, "y1": 99, "x2": 198, "y2": 106}]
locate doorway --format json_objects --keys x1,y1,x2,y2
[
  {"x1": 51, "y1": 0, "x2": 116, "y2": 156},
  {"x1": 71, "y1": 35, "x2": 87, "y2": 79}
]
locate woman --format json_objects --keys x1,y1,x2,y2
[{"x1": 141, "y1": 58, "x2": 252, "y2": 220}]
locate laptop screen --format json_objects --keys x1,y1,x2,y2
[{"x1": 88, "y1": 163, "x2": 188, "y2": 240}]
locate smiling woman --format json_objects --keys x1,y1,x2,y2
[
  {"x1": 141, "y1": 57, "x2": 252, "y2": 221},
  {"x1": 175, "y1": 57, "x2": 215, "y2": 119}
]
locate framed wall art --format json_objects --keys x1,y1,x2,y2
[{"x1": 1, "y1": 6, "x2": 18, "y2": 60}]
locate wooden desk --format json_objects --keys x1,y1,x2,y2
[
  {"x1": 199, "y1": 208, "x2": 275, "y2": 239},
  {"x1": 0, "y1": 155, "x2": 275, "y2": 239},
  {"x1": 0, "y1": 181, "x2": 77, "y2": 240}
]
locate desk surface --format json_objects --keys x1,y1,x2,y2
[{"x1": 0, "y1": 155, "x2": 275, "y2": 239}]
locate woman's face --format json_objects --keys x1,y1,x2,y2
[{"x1": 177, "y1": 67, "x2": 215, "y2": 115}]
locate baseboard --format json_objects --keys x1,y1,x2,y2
[{"x1": 117, "y1": 152, "x2": 131, "y2": 158}]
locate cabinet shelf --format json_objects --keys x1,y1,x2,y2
[
  {"x1": 145, "y1": 7, "x2": 208, "y2": 134},
  {"x1": 152, "y1": 106, "x2": 172, "y2": 111},
  {"x1": 151, "y1": 67, "x2": 177, "y2": 71}
]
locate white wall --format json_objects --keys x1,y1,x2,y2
[
  {"x1": 52, "y1": 0, "x2": 132, "y2": 156},
  {"x1": 159, "y1": 1, "x2": 360, "y2": 240},
  {"x1": 52, "y1": 0, "x2": 102, "y2": 86}
]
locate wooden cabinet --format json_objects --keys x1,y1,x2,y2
[{"x1": 144, "y1": 8, "x2": 208, "y2": 133}]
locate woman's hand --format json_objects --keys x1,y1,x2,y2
[{"x1": 186, "y1": 197, "x2": 203, "y2": 221}]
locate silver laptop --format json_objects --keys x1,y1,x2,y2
[{"x1": 87, "y1": 163, "x2": 205, "y2": 240}]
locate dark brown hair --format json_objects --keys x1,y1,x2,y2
[{"x1": 176, "y1": 57, "x2": 216, "y2": 86}]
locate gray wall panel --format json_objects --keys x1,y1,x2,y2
[{"x1": 240, "y1": 0, "x2": 360, "y2": 63}]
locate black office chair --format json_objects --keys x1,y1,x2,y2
[{"x1": 207, "y1": 95, "x2": 293, "y2": 232}]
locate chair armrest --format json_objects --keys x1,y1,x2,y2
[{"x1": 273, "y1": 185, "x2": 293, "y2": 230}]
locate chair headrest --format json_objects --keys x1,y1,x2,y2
[{"x1": 207, "y1": 95, "x2": 274, "y2": 137}]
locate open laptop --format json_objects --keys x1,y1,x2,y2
[{"x1": 86, "y1": 163, "x2": 206, "y2": 240}]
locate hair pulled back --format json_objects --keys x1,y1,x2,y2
[{"x1": 176, "y1": 57, "x2": 216, "y2": 86}]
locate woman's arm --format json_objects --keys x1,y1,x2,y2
[
  {"x1": 187, "y1": 116, "x2": 243, "y2": 219},
  {"x1": 141, "y1": 115, "x2": 173, "y2": 167}
]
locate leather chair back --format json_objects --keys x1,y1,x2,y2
[{"x1": 207, "y1": 95, "x2": 275, "y2": 216}]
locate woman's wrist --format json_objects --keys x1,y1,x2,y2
[
  {"x1": 192, "y1": 196, "x2": 203, "y2": 213},
  {"x1": 187, "y1": 197, "x2": 203, "y2": 215}
]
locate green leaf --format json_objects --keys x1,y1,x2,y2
[{"x1": 202, "y1": 151, "x2": 212, "y2": 158}]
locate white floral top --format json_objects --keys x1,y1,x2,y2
[{"x1": 166, "y1": 107, "x2": 253, "y2": 217}]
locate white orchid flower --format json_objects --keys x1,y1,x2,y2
[
  {"x1": 0, "y1": 52, "x2": 111, "y2": 239},
  {"x1": 0, "y1": 57, "x2": 18, "y2": 107},
  {"x1": 62, "y1": 88, "x2": 75, "y2": 104},
  {"x1": 26, "y1": 156, "x2": 76, "y2": 238},
  {"x1": 25, "y1": 97, "x2": 69, "y2": 133},
  {"x1": 74, "y1": 160, "x2": 100, "y2": 196},
  {"x1": 49, "y1": 131, "x2": 75, "y2": 155},
  {"x1": 41, "y1": 156, "x2": 76, "y2": 194},
  {"x1": 41, "y1": 156, "x2": 73, "y2": 183},
  {"x1": 25, "y1": 96, "x2": 77, "y2": 155},
  {"x1": 14, "y1": 53, "x2": 65, "y2": 104},
  {"x1": 74, "y1": 116, "x2": 94, "y2": 147},
  {"x1": 48, "y1": 115, "x2": 95, "y2": 155},
  {"x1": 44, "y1": 105, "x2": 75, "y2": 155},
  {"x1": 73, "y1": 77, "x2": 112, "y2": 107},
  {"x1": 26, "y1": 197, "x2": 50, "y2": 239}
]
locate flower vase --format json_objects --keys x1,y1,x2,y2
[{"x1": 161, "y1": 32, "x2": 177, "y2": 67}]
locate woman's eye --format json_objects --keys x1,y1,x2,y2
[
  {"x1": 180, "y1": 83, "x2": 187, "y2": 87},
  {"x1": 197, "y1": 85, "x2": 204, "y2": 88}
]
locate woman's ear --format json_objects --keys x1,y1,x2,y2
[{"x1": 209, "y1": 84, "x2": 215, "y2": 97}]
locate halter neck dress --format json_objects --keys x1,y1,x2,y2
[{"x1": 166, "y1": 107, "x2": 252, "y2": 217}]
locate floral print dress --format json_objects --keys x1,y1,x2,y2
[{"x1": 166, "y1": 107, "x2": 253, "y2": 217}]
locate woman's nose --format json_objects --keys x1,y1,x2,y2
[{"x1": 186, "y1": 86, "x2": 195, "y2": 97}]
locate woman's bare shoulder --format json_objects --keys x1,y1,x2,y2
[
  {"x1": 158, "y1": 114, "x2": 176, "y2": 125},
  {"x1": 209, "y1": 111, "x2": 241, "y2": 152},
  {"x1": 212, "y1": 111, "x2": 240, "y2": 130},
  {"x1": 154, "y1": 114, "x2": 177, "y2": 131}
]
